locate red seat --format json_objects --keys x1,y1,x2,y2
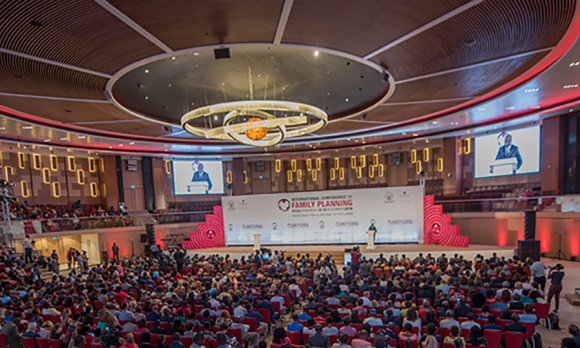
[
  {"x1": 227, "y1": 328, "x2": 246, "y2": 345},
  {"x1": 534, "y1": 303, "x2": 550, "y2": 328},
  {"x1": 257, "y1": 308, "x2": 271, "y2": 324},
  {"x1": 160, "y1": 322, "x2": 169, "y2": 332},
  {"x1": 440, "y1": 327, "x2": 451, "y2": 339},
  {"x1": 282, "y1": 295, "x2": 292, "y2": 309},
  {"x1": 303, "y1": 333, "x2": 311, "y2": 344},
  {"x1": 399, "y1": 338, "x2": 419, "y2": 348},
  {"x1": 90, "y1": 344, "x2": 104, "y2": 348},
  {"x1": 523, "y1": 322, "x2": 535, "y2": 340},
  {"x1": 444, "y1": 344, "x2": 455, "y2": 348},
  {"x1": 0, "y1": 334, "x2": 7, "y2": 348},
  {"x1": 411, "y1": 326, "x2": 419, "y2": 335},
  {"x1": 483, "y1": 329, "x2": 502, "y2": 348},
  {"x1": 329, "y1": 335, "x2": 337, "y2": 345},
  {"x1": 272, "y1": 301, "x2": 282, "y2": 314},
  {"x1": 49, "y1": 339, "x2": 61, "y2": 348},
  {"x1": 476, "y1": 319, "x2": 489, "y2": 327},
  {"x1": 23, "y1": 337, "x2": 37, "y2": 348},
  {"x1": 180, "y1": 336, "x2": 194, "y2": 347},
  {"x1": 497, "y1": 319, "x2": 513, "y2": 330},
  {"x1": 462, "y1": 328, "x2": 471, "y2": 339},
  {"x1": 505, "y1": 332, "x2": 525, "y2": 348},
  {"x1": 36, "y1": 338, "x2": 50, "y2": 348},
  {"x1": 287, "y1": 331, "x2": 302, "y2": 345}
]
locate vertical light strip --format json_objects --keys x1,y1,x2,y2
[
  {"x1": 312, "y1": 169, "x2": 317, "y2": 181},
  {"x1": 359, "y1": 155, "x2": 366, "y2": 168},
  {"x1": 423, "y1": 148, "x2": 429, "y2": 162},
  {"x1": 330, "y1": 168, "x2": 336, "y2": 181},
  {"x1": 306, "y1": 159, "x2": 312, "y2": 171},
  {"x1": 297, "y1": 169, "x2": 302, "y2": 182},
  {"x1": 350, "y1": 156, "x2": 356, "y2": 168},
  {"x1": 369, "y1": 165, "x2": 375, "y2": 178},
  {"x1": 226, "y1": 171, "x2": 233, "y2": 184},
  {"x1": 33, "y1": 154, "x2": 41, "y2": 170},
  {"x1": 287, "y1": 170, "x2": 292, "y2": 183},
  {"x1": 316, "y1": 158, "x2": 321, "y2": 171},
  {"x1": 291, "y1": 159, "x2": 297, "y2": 171},
  {"x1": 378, "y1": 164, "x2": 384, "y2": 177},
  {"x1": 437, "y1": 158, "x2": 444, "y2": 172},
  {"x1": 68, "y1": 156, "x2": 76, "y2": 171},
  {"x1": 21, "y1": 181, "x2": 29, "y2": 198},
  {"x1": 373, "y1": 154, "x2": 379, "y2": 167},
  {"x1": 77, "y1": 169, "x2": 85, "y2": 184},
  {"x1": 50, "y1": 155, "x2": 58, "y2": 171},
  {"x1": 42, "y1": 168, "x2": 51, "y2": 184},
  {"x1": 334, "y1": 157, "x2": 339, "y2": 169},
  {"x1": 411, "y1": 150, "x2": 417, "y2": 163},
  {"x1": 52, "y1": 182, "x2": 61, "y2": 198},
  {"x1": 4, "y1": 166, "x2": 13, "y2": 182},
  {"x1": 165, "y1": 160, "x2": 171, "y2": 174},
  {"x1": 89, "y1": 157, "x2": 96, "y2": 172},
  {"x1": 102, "y1": 183, "x2": 107, "y2": 197},
  {"x1": 416, "y1": 161, "x2": 422, "y2": 174},
  {"x1": 275, "y1": 159, "x2": 281, "y2": 172},
  {"x1": 90, "y1": 182, "x2": 98, "y2": 197},
  {"x1": 464, "y1": 138, "x2": 471, "y2": 154},
  {"x1": 18, "y1": 152, "x2": 25, "y2": 169},
  {"x1": 339, "y1": 167, "x2": 344, "y2": 180}
]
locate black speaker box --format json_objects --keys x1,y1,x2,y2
[
  {"x1": 146, "y1": 224, "x2": 155, "y2": 245},
  {"x1": 518, "y1": 239, "x2": 540, "y2": 261},
  {"x1": 524, "y1": 210, "x2": 536, "y2": 239},
  {"x1": 140, "y1": 234, "x2": 147, "y2": 243}
]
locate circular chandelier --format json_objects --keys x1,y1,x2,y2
[{"x1": 181, "y1": 100, "x2": 327, "y2": 147}]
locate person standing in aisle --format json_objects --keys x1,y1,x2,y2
[
  {"x1": 547, "y1": 264, "x2": 565, "y2": 313},
  {"x1": 51, "y1": 250, "x2": 60, "y2": 274},
  {"x1": 23, "y1": 235, "x2": 33, "y2": 264},
  {"x1": 112, "y1": 243, "x2": 119, "y2": 261},
  {"x1": 529, "y1": 257, "x2": 547, "y2": 292}
]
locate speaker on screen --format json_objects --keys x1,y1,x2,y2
[{"x1": 524, "y1": 210, "x2": 536, "y2": 240}]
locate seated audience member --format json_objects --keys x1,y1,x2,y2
[
  {"x1": 287, "y1": 314, "x2": 304, "y2": 333},
  {"x1": 363, "y1": 309, "x2": 383, "y2": 326},
  {"x1": 443, "y1": 326, "x2": 465, "y2": 348},
  {"x1": 440, "y1": 310, "x2": 460, "y2": 329},
  {"x1": 482, "y1": 315, "x2": 502, "y2": 331},
  {"x1": 466, "y1": 327, "x2": 488, "y2": 348},
  {"x1": 476, "y1": 305, "x2": 491, "y2": 319},
  {"x1": 351, "y1": 330, "x2": 373, "y2": 348},
  {"x1": 519, "y1": 305, "x2": 537, "y2": 323},
  {"x1": 332, "y1": 334, "x2": 351, "y2": 348},
  {"x1": 398, "y1": 323, "x2": 418, "y2": 344},
  {"x1": 273, "y1": 327, "x2": 292, "y2": 345},
  {"x1": 304, "y1": 318, "x2": 317, "y2": 335},
  {"x1": 323, "y1": 317, "x2": 339, "y2": 336},
  {"x1": 309, "y1": 324, "x2": 331, "y2": 348},
  {"x1": 568, "y1": 325, "x2": 580, "y2": 348},
  {"x1": 383, "y1": 309, "x2": 402, "y2": 327},
  {"x1": 420, "y1": 323, "x2": 441, "y2": 344},
  {"x1": 339, "y1": 317, "x2": 357, "y2": 337},
  {"x1": 504, "y1": 314, "x2": 526, "y2": 334},
  {"x1": 460, "y1": 313, "x2": 480, "y2": 330}
]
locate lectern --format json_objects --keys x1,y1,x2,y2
[
  {"x1": 366, "y1": 230, "x2": 376, "y2": 249},
  {"x1": 489, "y1": 158, "x2": 518, "y2": 175},
  {"x1": 187, "y1": 182, "x2": 209, "y2": 194}
]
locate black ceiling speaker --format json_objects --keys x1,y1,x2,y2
[
  {"x1": 214, "y1": 47, "x2": 230, "y2": 60},
  {"x1": 382, "y1": 71, "x2": 390, "y2": 83},
  {"x1": 164, "y1": 126, "x2": 172, "y2": 132}
]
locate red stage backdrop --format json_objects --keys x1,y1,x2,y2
[
  {"x1": 423, "y1": 195, "x2": 468, "y2": 247},
  {"x1": 183, "y1": 206, "x2": 225, "y2": 250}
]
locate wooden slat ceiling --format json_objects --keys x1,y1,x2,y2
[
  {"x1": 0, "y1": 97, "x2": 134, "y2": 123},
  {"x1": 0, "y1": 0, "x2": 575, "y2": 142},
  {"x1": 108, "y1": 0, "x2": 285, "y2": 50},
  {"x1": 370, "y1": 0, "x2": 575, "y2": 80},
  {"x1": 0, "y1": 1, "x2": 161, "y2": 75}
]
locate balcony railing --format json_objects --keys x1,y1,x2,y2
[{"x1": 436, "y1": 195, "x2": 560, "y2": 213}]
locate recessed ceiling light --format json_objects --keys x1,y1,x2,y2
[
  {"x1": 378, "y1": 146, "x2": 382, "y2": 149},
  {"x1": 426, "y1": 139, "x2": 429, "y2": 143},
  {"x1": 44, "y1": 139, "x2": 50, "y2": 142},
  {"x1": 60, "y1": 137, "x2": 67, "y2": 141},
  {"x1": 193, "y1": 52, "x2": 199, "y2": 56},
  {"x1": 214, "y1": 115, "x2": 218, "y2": 120},
  {"x1": 145, "y1": 96, "x2": 149, "y2": 100},
  {"x1": 168, "y1": 84, "x2": 172, "y2": 87},
  {"x1": 0, "y1": 127, "x2": 4, "y2": 130},
  {"x1": 570, "y1": 109, "x2": 574, "y2": 112},
  {"x1": 108, "y1": 146, "x2": 112, "y2": 149},
  {"x1": 22, "y1": 126, "x2": 33, "y2": 129},
  {"x1": 171, "y1": 56, "x2": 176, "y2": 60},
  {"x1": 413, "y1": 133, "x2": 419, "y2": 136},
  {"x1": 129, "y1": 142, "x2": 135, "y2": 145},
  {"x1": 118, "y1": 144, "x2": 123, "y2": 147},
  {"x1": 144, "y1": 69, "x2": 149, "y2": 73},
  {"x1": 78, "y1": 136, "x2": 86, "y2": 139},
  {"x1": 432, "y1": 121, "x2": 438, "y2": 124},
  {"x1": 402, "y1": 132, "x2": 407, "y2": 135},
  {"x1": 569, "y1": 62, "x2": 580, "y2": 67},
  {"x1": 477, "y1": 108, "x2": 486, "y2": 111},
  {"x1": 191, "y1": 102, "x2": 195, "y2": 105},
  {"x1": 505, "y1": 106, "x2": 515, "y2": 110},
  {"x1": 345, "y1": 98, "x2": 349, "y2": 102},
  {"x1": 314, "y1": 51, "x2": 319, "y2": 57},
  {"x1": 346, "y1": 138, "x2": 351, "y2": 141},
  {"x1": 563, "y1": 84, "x2": 579, "y2": 89}
]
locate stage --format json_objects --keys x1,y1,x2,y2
[{"x1": 187, "y1": 243, "x2": 515, "y2": 265}]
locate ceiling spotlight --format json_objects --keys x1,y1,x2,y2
[
  {"x1": 118, "y1": 144, "x2": 123, "y2": 147},
  {"x1": 214, "y1": 115, "x2": 218, "y2": 121},
  {"x1": 129, "y1": 142, "x2": 135, "y2": 145},
  {"x1": 477, "y1": 108, "x2": 486, "y2": 111},
  {"x1": 413, "y1": 133, "x2": 419, "y2": 136},
  {"x1": 60, "y1": 137, "x2": 67, "y2": 141},
  {"x1": 108, "y1": 146, "x2": 112, "y2": 149},
  {"x1": 345, "y1": 98, "x2": 349, "y2": 102},
  {"x1": 22, "y1": 126, "x2": 33, "y2": 129},
  {"x1": 44, "y1": 139, "x2": 51, "y2": 142},
  {"x1": 171, "y1": 56, "x2": 176, "y2": 60},
  {"x1": 145, "y1": 96, "x2": 149, "y2": 100},
  {"x1": 432, "y1": 121, "x2": 438, "y2": 125},
  {"x1": 145, "y1": 69, "x2": 149, "y2": 73},
  {"x1": 193, "y1": 52, "x2": 199, "y2": 56},
  {"x1": 78, "y1": 136, "x2": 86, "y2": 139},
  {"x1": 505, "y1": 106, "x2": 515, "y2": 110},
  {"x1": 563, "y1": 84, "x2": 579, "y2": 89},
  {"x1": 402, "y1": 132, "x2": 407, "y2": 135},
  {"x1": 314, "y1": 51, "x2": 319, "y2": 57}
]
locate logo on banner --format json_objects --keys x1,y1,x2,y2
[
  {"x1": 431, "y1": 223, "x2": 441, "y2": 234},
  {"x1": 242, "y1": 224, "x2": 263, "y2": 229},
  {"x1": 319, "y1": 221, "x2": 325, "y2": 229},
  {"x1": 387, "y1": 219, "x2": 413, "y2": 225},
  {"x1": 272, "y1": 222, "x2": 277, "y2": 230},
  {"x1": 287, "y1": 223, "x2": 309, "y2": 228},
  {"x1": 206, "y1": 230, "x2": 216, "y2": 239},
  {"x1": 228, "y1": 223, "x2": 233, "y2": 231},
  {"x1": 278, "y1": 198, "x2": 290, "y2": 212},
  {"x1": 336, "y1": 221, "x2": 359, "y2": 227},
  {"x1": 227, "y1": 201, "x2": 235, "y2": 210},
  {"x1": 385, "y1": 192, "x2": 394, "y2": 203}
]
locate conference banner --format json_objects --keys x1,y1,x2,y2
[{"x1": 222, "y1": 186, "x2": 423, "y2": 245}]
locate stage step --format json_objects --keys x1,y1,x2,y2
[{"x1": 564, "y1": 288, "x2": 580, "y2": 306}]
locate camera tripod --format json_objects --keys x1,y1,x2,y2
[{"x1": 552, "y1": 231, "x2": 568, "y2": 260}]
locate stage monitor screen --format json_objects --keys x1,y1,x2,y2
[
  {"x1": 474, "y1": 125, "x2": 540, "y2": 178},
  {"x1": 172, "y1": 160, "x2": 224, "y2": 195}
]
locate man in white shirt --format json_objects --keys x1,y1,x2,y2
[
  {"x1": 271, "y1": 290, "x2": 286, "y2": 311},
  {"x1": 530, "y1": 258, "x2": 547, "y2": 291},
  {"x1": 460, "y1": 313, "x2": 480, "y2": 330},
  {"x1": 289, "y1": 280, "x2": 302, "y2": 298},
  {"x1": 23, "y1": 235, "x2": 33, "y2": 264},
  {"x1": 440, "y1": 310, "x2": 460, "y2": 329},
  {"x1": 233, "y1": 304, "x2": 247, "y2": 318}
]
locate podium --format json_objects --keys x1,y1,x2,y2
[
  {"x1": 366, "y1": 230, "x2": 376, "y2": 249},
  {"x1": 489, "y1": 158, "x2": 518, "y2": 175},
  {"x1": 187, "y1": 181, "x2": 209, "y2": 193},
  {"x1": 253, "y1": 234, "x2": 261, "y2": 251}
]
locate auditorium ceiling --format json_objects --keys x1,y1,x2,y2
[{"x1": 0, "y1": 0, "x2": 579, "y2": 156}]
